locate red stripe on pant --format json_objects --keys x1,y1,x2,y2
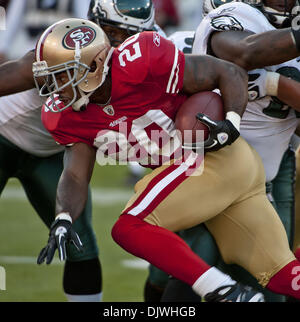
[
  {"x1": 114, "y1": 155, "x2": 209, "y2": 287},
  {"x1": 123, "y1": 155, "x2": 202, "y2": 220}
]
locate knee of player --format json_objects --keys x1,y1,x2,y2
[
  {"x1": 111, "y1": 217, "x2": 123, "y2": 244},
  {"x1": 111, "y1": 214, "x2": 139, "y2": 245}
]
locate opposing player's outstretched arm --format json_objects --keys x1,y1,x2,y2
[
  {"x1": 248, "y1": 68, "x2": 300, "y2": 112},
  {"x1": 183, "y1": 54, "x2": 248, "y2": 118},
  {"x1": 277, "y1": 75, "x2": 300, "y2": 112},
  {"x1": 211, "y1": 29, "x2": 300, "y2": 71},
  {"x1": 0, "y1": 50, "x2": 35, "y2": 96}
]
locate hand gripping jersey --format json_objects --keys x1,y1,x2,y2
[
  {"x1": 192, "y1": 2, "x2": 300, "y2": 182},
  {"x1": 0, "y1": 89, "x2": 64, "y2": 157},
  {"x1": 42, "y1": 32, "x2": 188, "y2": 169}
]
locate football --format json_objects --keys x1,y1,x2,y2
[{"x1": 175, "y1": 91, "x2": 225, "y2": 144}]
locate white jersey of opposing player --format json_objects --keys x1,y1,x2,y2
[
  {"x1": 168, "y1": 31, "x2": 195, "y2": 54},
  {"x1": 0, "y1": 89, "x2": 64, "y2": 157},
  {"x1": 192, "y1": 2, "x2": 300, "y2": 182}
]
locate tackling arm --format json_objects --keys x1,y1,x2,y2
[
  {"x1": 249, "y1": 68, "x2": 300, "y2": 112},
  {"x1": 0, "y1": 50, "x2": 36, "y2": 96},
  {"x1": 277, "y1": 75, "x2": 300, "y2": 112},
  {"x1": 210, "y1": 29, "x2": 299, "y2": 71}
]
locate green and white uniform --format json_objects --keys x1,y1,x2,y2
[
  {"x1": 192, "y1": 2, "x2": 299, "y2": 244},
  {"x1": 0, "y1": 89, "x2": 99, "y2": 261},
  {"x1": 147, "y1": 5, "x2": 298, "y2": 301}
]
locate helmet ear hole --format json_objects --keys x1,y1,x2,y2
[
  {"x1": 78, "y1": 46, "x2": 112, "y2": 93},
  {"x1": 90, "y1": 61, "x2": 97, "y2": 72}
]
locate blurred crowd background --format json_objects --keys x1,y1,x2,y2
[{"x1": 0, "y1": 0, "x2": 203, "y2": 63}]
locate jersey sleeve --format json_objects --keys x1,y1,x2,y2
[
  {"x1": 193, "y1": 2, "x2": 275, "y2": 55},
  {"x1": 146, "y1": 31, "x2": 185, "y2": 95},
  {"x1": 114, "y1": 32, "x2": 185, "y2": 94},
  {"x1": 41, "y1": 97, "x2": 95, "y2": 147}
]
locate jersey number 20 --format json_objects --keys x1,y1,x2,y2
[{"x1": 118, "y1": 33, "x2": 142, "y2": 67}]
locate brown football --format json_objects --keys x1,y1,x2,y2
[{"x1": 175, "y1": 91, "x2": 225, "y2": 144}]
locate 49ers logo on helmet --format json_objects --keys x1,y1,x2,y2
[{"x1": 63, "y1": 26, "x2": 96, "y2": 49}]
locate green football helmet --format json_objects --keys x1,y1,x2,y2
[{"x1": 88, "y1": 0, "x2": 155, "y2": 34}]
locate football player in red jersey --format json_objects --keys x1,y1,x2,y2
[
  {"x1": 2, "y1": 0, "x2": 300, "y2": 302},
  {"x1": 33, "y1": 17, "x2": 300, "y2": 301},
  {"x1": 0, "y1": 0, "x2": 159, "y2": 302}
]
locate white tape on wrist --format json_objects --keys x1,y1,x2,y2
[
  {"x1": 56, "y1": 212, "x2": 72, "y2": 223},
  {"x1": 226, "y1": 111, "x2": 241, "y2": 132},
  {"x1": 265, "y1": 72, "x2": 280, "y2": 97}
]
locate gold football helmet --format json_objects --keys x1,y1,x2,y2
[{"x1": 33, "y1": 18, "x2": 113, "y2": 112}]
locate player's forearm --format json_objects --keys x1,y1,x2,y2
[
  {"x1": 212, "y1": 29, "x2": 299, "y2": 71},
  {"x1": 277, "y1": 75, "x2": 300, "y2": 112},
  {"x1": 240, "y1": 29, "x2": 299, "y2": 70},
  {"x1": 55, "y1": 170, "x2": 89, "y2": 222},
  {"x1": 55, "y1": 143, "x2": 96, "y2": 222},
  {"x1": 0, "y1": 51, "x2": 35, "y2": 96},
  {"x1": 217, "y1": 62, "x2": 249, "y2": 117},
  {"x1": 183, "y1": 55, "x2": 248, "y2": 117}
]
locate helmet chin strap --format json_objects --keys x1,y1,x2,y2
[{"x1": 72, "y1": 47, "x2": 114, "y2": 112}]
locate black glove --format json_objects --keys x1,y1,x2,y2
[
  {"x1": 196, "y1": 113, "x2": 240, "y2": 152},
  {"x1": 37, "y1": 215, "x2": 83, "y2": 265}
]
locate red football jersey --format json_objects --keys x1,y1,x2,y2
[{"x1": 42, "y1": 31, "x2": 187, "y2": 168}]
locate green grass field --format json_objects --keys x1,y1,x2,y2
[{"x1": 0, "y1": 164, "x2": 150, "y2": 302}]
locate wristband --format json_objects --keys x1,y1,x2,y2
[
  {"x1": 226, "y1": 111, "x2": 241, "y2": 132},
  {"x1": 55, "y1": 212, "x2": 72, "y2": 223},
  {"x1": 291, "y1": 28, "x2": 300, "y2": 51},
  {"x1": 265, "y1": 72, "x2": 280, "y2": 97}
]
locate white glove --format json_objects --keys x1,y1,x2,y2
[{"x1": 248, "y1": 69, "x2": 280, "y2": 101}]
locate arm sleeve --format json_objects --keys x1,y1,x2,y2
[
  {"x1": 146, "y1": 32, "x2": 185, "y2": 94},
  {"x1": 114, "y1": 31, "x2": 185, "y2": 93},
  {"x1": 192, "y1": 2, "x2": 275, "y2": 55},
  {"x1": 207, "y1": 3, "x2": 274, "y2": 33}
]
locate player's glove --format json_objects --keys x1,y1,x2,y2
[
  {"x1": 196, "y1": 113, "x2": 240, "y2": 152},
  {"x1": 248, "y1": 69, "x2": 280, "y2": 101},
  {"x1": 37, "y1": 213, "x2": 83, "y2": 265}
]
